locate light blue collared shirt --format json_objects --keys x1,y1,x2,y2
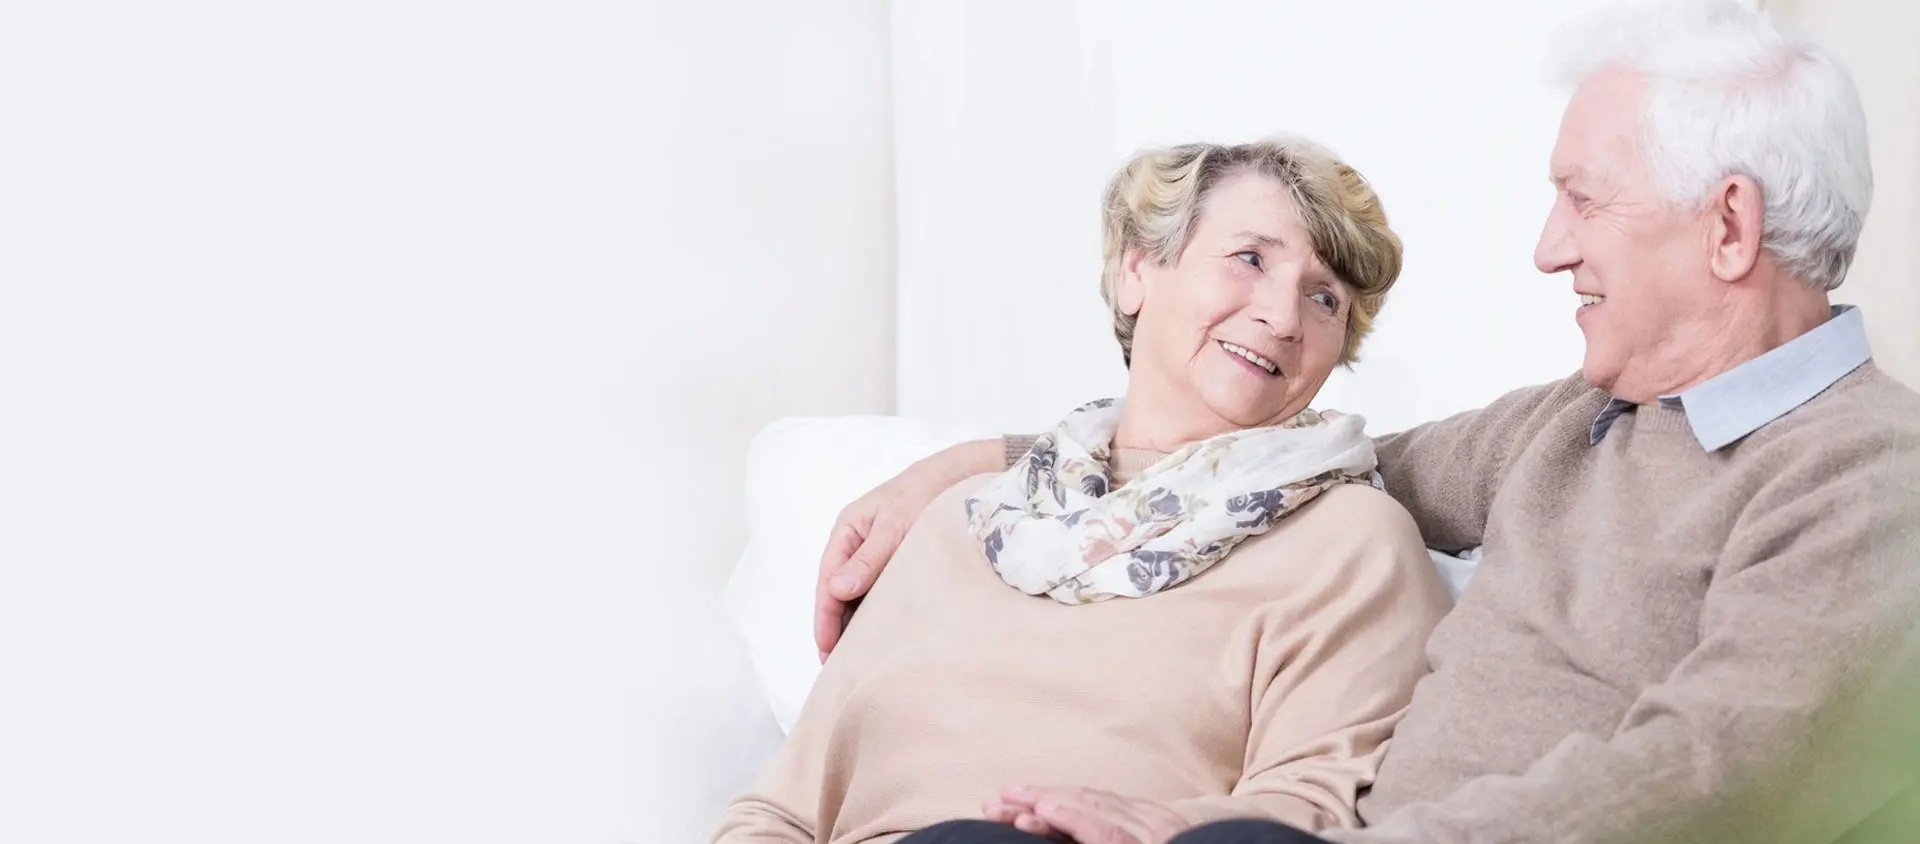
[{"x1": 1588, "y1": 305, "x2": 1873, "y2": 451}]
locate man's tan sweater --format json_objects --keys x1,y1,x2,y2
[
  {"x1": 713, "y1": 452, "x2": 1452, "y2": 843},
  {"x1": 1333, "y1": 364, "x2": 1920, "y2": 844}
]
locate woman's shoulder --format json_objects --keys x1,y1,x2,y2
[
  {"x1": 862, "y1": 473, "x2": 1008, "y2": 599},
  {"x1": 894, "y1": 472, "x2": 1006, "y2": 561},
  {"x1": 1275, "y1": 482, "x2": 1423, "y2": 546},
  {"x1": 1222, "y1": 483, "x2": 1440, "y2": 595},
  {"x1": 923, "y1": 472, "x2": 1004, "y2": 521}
]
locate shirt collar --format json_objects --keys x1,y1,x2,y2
[{"x1": 1588, "y1": 305, "x2": 1872, "y2": 451}]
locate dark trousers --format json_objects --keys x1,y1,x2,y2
[{"x1": 898, "y1": 818, "x2": 1333, "y2": 844}]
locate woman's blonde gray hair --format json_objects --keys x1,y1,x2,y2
[{"x1": 1099, "y1": 137, "x2": 1403, "y2": 366}]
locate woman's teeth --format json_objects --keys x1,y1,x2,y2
[
  {"x1": 1579, "y1": 294, "x2": 1606, "y2": 306},
  {"x1": 1219, "y1": 341, "x2": 1279, "y2": 375}
]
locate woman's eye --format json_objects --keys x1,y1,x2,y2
[
  {"x1": 1232, "y1": 251, "x2": 1263, "y2": 270},
  {"x1": 1311, "y1": 291, "x2": 1339, "y2": 312}
]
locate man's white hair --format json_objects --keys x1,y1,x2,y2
[{"x1": 1553, "y1": 0, "x2": 1872, "y2": 291}]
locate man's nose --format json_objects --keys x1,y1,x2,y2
[{"x1": 1535, "y1": 207, "x2": 1579, "y2": 275}]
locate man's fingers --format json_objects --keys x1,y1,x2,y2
[
  {"x1": 814, "y1": 515, "x2": 876, "y2": 656},
  {"x1": 835, "y1": 519, "x2": 905, "y2": 599},
  {"x1": 811, "y1": 521, "x2": 904, "y2": 658},
  {"x1": 830, "y1": 561, "x2": 872, "y2": 600},
  {"x1": 813, "y1": 598, "x2": 848, "y2": 662},
  {"x1": 817, "y1": 518, "x2": 869, "y2": 587}
]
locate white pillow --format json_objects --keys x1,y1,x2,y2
[
  {"x1": 1428, "y1": 546, "x2": 1481, "y2": 601},
  {"x1": 723, "y1": 416, "x2": 1483, "y2": 735},
  {"x1": 723, "y1": 416, "x2": 999, "y2": 734}
]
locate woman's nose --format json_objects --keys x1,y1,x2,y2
[{"x1": 1247, "y1": 281, "x2": 1304, "y2": 340}]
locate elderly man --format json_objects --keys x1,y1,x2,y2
[{"x1": 809, "y1": 2, "x2": 1920, "y2": 843}]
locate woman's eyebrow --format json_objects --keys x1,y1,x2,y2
[{"x1": 1231, "y1": 230, "x2": 1288, "y2": 249}]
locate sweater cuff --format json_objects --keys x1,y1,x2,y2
[{"x1": 1004, "y1": 434, "x2": 1039, "y2": 469}]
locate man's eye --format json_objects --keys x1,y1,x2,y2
[{"x1": 1233, "y1": 251, "x2": 1263, "y2": 270}]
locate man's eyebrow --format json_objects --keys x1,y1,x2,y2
[
  {"x1": 1550, "y1": 166, "x2": 1587, "y2": 187},
  {"x1": 1232, "y1": 230, "x2": 1288, "y2": 249}
]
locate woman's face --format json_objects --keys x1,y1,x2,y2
[{"x1": 1117, "y1": 172, "x2": 1351, "y2": 442}]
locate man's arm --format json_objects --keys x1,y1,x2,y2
[
  {"x1": 813, "y1": 376, "x2": 1587, "y2": 655},
  {"x1": 1368, "y1": 374, "x2": 1592, "y2": 552},
  {"x1": 1332, "y1": 427, "x2": 1920, "y2": 844},
  {"x1": 1004, "y1": 374, "x2": 1587, "y2": 550}
]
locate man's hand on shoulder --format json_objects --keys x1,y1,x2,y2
[{"x1": 812, "y1": 437, "x2": 1007, "y2": 659}]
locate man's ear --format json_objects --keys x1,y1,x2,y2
[
  {"x1": 1707, "y1": 173, "x2": 1765, "y2": 284},
  {"x1": 1118, "y1": 249, "x2": 1148, "y2": 316}
]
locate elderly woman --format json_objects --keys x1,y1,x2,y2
[{"x1": 711, "y1": 138, "x2": 1450, "y2": 844}]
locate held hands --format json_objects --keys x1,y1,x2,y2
[
  {"x1": 984, "y1": 786, "x2": 1191, "y2": 844},
  {"x1": 812, "y1": 438, "x2": 1005, "y2": 660}
]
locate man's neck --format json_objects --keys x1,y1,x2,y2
[{"x1": 1627, "y1": 286, "x2": 1833, "y2": 402}]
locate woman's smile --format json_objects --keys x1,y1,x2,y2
[{"x1": 1217, "y1": 339, "x2": 1282, "y2": 377}]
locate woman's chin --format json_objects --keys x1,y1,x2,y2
[
  {"x1": 1197, "y1": 393, "x2": 1299, "y2": 431},
  {"x1": 1194, "y1": 367, "x2": 1305, "y2": 418}
]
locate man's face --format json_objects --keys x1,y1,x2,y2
[{"x1": 1535, "y1": 68, "x2": 1724, "y2": 401}]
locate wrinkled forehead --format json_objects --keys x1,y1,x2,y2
[
  {"x1": 1193, "y1": 173, "x2": 1312, "y2": 246},
  {"x1": 1551, "y1": 69, "x2": 1653, "y2": 187}
]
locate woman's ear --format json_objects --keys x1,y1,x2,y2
[{"x1": 1118, "y1": 249, "x2": 1148, "y2": 316}]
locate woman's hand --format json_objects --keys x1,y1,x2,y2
[
  {"x1": 986, "y1": 786, "x2": 1191, "y2": 844},
  {"x1": 812, "y1": 438, "x2": 1006, "y2": 659},
  {"x1": 982, "y1": 799, "x2": 1064, "y2": 839}
]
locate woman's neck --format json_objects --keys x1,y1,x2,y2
[{"x1": 1111, "y1": 379, "x2": 1231, "y2": 452}]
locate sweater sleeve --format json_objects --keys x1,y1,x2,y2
[
  {"x1": 711, "y1": 616, "x2": 870, "y2": 841},
  {"x1": 714, "y1": 608, "x2": 881, "y2": 843},
  {"x1": 1331, "y1": 424, "x2": 1920, "y2": 844},
  {"x1": 1370, "y1": 375, "x2": 1591, "y2": 553},
  {"x1": 1168, "y1": 488, "x2": 1454, "y2": 833},
  {"x1": 1003, "y1": 434, "x2": 1039, "y2": 469},
  {"x1": 712, "y1": 480, "x2": 980, "y2": 843},
  {"x1": 708, "y1": 723, "x2": 822, "y2": 843}
]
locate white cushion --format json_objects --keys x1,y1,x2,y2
[
  {"x1": 723, "y1": 416, "x2": 999, "y2": 734},
  {"x1": 723, "y1": 416, "x2": 1482, "y2": 735}
]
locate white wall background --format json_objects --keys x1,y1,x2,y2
[
  {"x1": 0, "y1": 2, "x2": 891, "y2": 842},
  {"x1": 1771, "y1": 0, "x2": 1920, "y2": 388},
  {"x1": 892, "y1": 0, "x2": 1819, "y2": 437},
  {"x1": 2, "y1": 1, "x2": 1907, "y2": 843}
]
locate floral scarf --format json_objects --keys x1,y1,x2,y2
[{"x1": 964, "y1": 398, "x2": 1381, "y2": 604}]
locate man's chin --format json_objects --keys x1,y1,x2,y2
[{"x1": 1580, "y1": 357, "x2": 1621, "y2": 395}]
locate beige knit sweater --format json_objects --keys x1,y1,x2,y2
[
  {"x1": 1335, "y1": 365, "x2": 1920, "y2": 844},
  {"x1": 713, "y1": 450, "x2": 1452, "y2": 843}
]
